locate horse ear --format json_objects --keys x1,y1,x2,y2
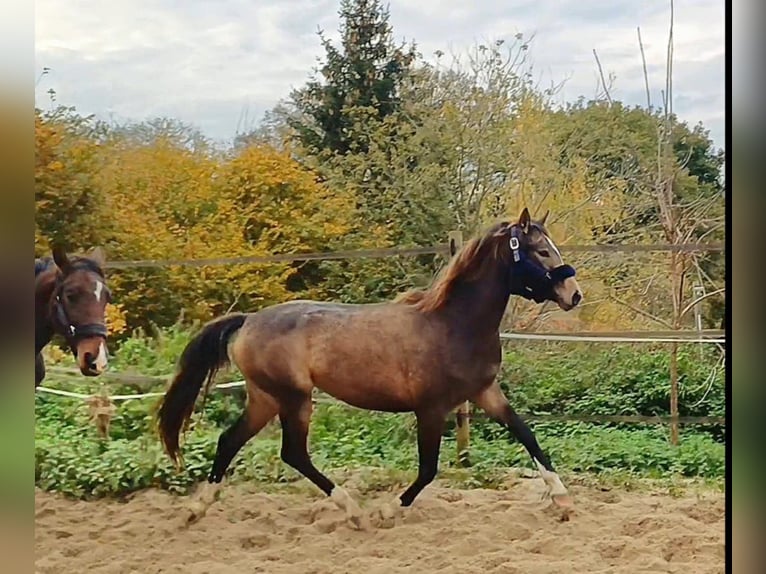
[
  {"x1": 518, "y1": 207, "x2": 531, "y2": 233},
  {"x1": 51, "y1": 245, "x2": 71, "y2": 272},
  {"x1": 539, "y1": 209, "x2": 550, "y2": 226},
  {"x1": 89, "y1": 246, "x2": 106, "y2": 267}
]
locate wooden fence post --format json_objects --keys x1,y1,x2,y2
[
  {"x1": 449, "y1": 230, "x2": 471, "y2": 467},
  {"x1": 693, "y1": 283, "x2": 705, "y2": 362}
]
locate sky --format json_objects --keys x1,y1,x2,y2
[{"x1": 34, "y1": 0, "x2": 726, "y2": 151}]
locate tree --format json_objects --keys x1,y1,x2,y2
[
  {"x1": 287, "y1": 0, "x2": 417, "y2": 157},
  {"x1": 212, "y1": 144, "x2": 357, "y2": 306},
  {"x1": 257, "y1": 37, "x2": 640, "y2": 318},
  {"x1": 536, "y1": 98, "x2": 725, "y2": 331},
  {"x1": 35, "y1": 106, "x2": 107, "y2": 254},
  {"x1": 90, "y1": 121, "x2": 357, "y2": 331}
]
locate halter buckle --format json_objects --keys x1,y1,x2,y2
[{"x1": 509, "y1": 236, "x2": 520, "y2": 262}]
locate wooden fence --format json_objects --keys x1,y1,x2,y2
[
  {"x1": 101, "y1": 241, "x2": 725, "y2": 269},
  {"x1": 37, "y1": 233, "x2": 726, "y2": 464}
]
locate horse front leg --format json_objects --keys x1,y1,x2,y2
[{"x1": 473, "y1": 382, "x2": 572, "y2": 509}]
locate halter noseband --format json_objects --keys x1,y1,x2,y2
[
  {"x1": 507, "y1": 225, "x2": 576, "y2": 303},
  {"x1": 52, "y1": 262, "x2": 109, "y2": 356}
]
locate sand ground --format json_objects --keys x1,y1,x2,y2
[{"x1": 35, "y1": 476, "x2": 725, "y2": 574}]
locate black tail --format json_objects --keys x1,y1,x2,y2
[{"x1": 156, "y1": 313, "x2": 247, "y2": 464}]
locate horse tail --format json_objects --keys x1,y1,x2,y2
[{"x1": 157, "y1": 313, "x2": 247, "y2": 464}]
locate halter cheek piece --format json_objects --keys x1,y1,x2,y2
[
  {"x1": 52, "y1": 267, "x2": 109, "y2": 357},
  {"x1": 507, "y1": 226, "x2": 576, "y2": 303}
]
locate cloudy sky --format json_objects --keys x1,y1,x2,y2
[{"x1": 34, "y1": 0, "x2": 725, "y2": 151}]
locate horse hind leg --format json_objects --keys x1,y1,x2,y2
[
  {"x1": 278, "y1": 393, "x2": 370, "y2": 531},
  {"x1": 375, "y1": 409, "x2": 446, "y2": 527},
  {"x1": 185, "y1": 384, "x2": 278, "y2": 525}
]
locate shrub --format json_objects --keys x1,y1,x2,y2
[{"x1": 34, "y1": 326, "x2": 726, "y2": 498}]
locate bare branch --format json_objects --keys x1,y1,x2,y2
[
  {"x1": 637, "y1": 27, "x2": 652, "y2": 109},
  {"x1": 666, "y1": 0, "x2": 675, "y2": 118},
  {"x1": 608, "y1": 293, "x2": 675, "y2": 329},
  {"x1": 592, "y1": 49, "x2": 613, "y2": 105},
  {"x1": 225, "y1": 292, "x2": 243, "y2": 314},
  {"x1": 691, "y1": 256, "x2": 724, "y2": 290},
  {"x1": 679, "y1": 287, "x2": 726, "y2": 320}
]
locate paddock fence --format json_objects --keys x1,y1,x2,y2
[{"x1": 36, "y1": 235, "x2": 727, "y2": 460}]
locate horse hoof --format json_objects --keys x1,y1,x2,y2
[
  {"x1": 347, "y1": 511, "x2": 371, "y2": 532},
  {"x1": 183, "y1": 503, "x2": 207, "y2": 527},
  {"x1": 550, "y1": 494, "x2": 574, "y2": 522},
  {"x1": 330, "y1": 487, "x2": 369, "y2": 531},
  {"x1": 182, "y1": 484, "x2": 221, "y2": 527},
  {"x1": 374, "y1": 498, "x2": 402, "y2": 529},
  {"x1": 379, "y1": 502, "x2": 397, "y2": 521}
]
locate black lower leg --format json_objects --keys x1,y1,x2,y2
[
  {"x1": 279, "y1": 406, "x2": 335, "y2": 496},
  {"x1": 399, "y1": 413, "x2": 445, "y2": 507},
  {"x1": 498, "y1": 405, "x2": 554, "y2": 472},
  {"x1": 209, "y1": 414, "x2": 253, "y2": 483}
]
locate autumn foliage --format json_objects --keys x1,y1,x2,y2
[
  {"x1": 35, "y1": 111, "x2": 360, "y2": 333},
  {"x1": 35, "y1": 5, "x2": 724, "y2": 337}
]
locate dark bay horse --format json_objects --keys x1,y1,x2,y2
[
  {"x1": 35, "y1": 246, "x2": 112, "y2": 387},
  {"x1": 157, "y1": 208, "x2": 582, "y2": 528}
]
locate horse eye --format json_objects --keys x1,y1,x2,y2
[
  {"x1": 65, "y1": 291, "x2": 81, "y2": 302},
  {"x1": 539, "y1": 250, "x2": 550, "y2": 258}
]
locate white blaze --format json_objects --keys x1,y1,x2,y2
[
  {"x1": 544, "y1": 234, "x2": 562, "y2": 260},
  {"x1": 94, "y1": 280, "x2": 104, "y2": 302},
  {"x1": 94, "y1": 341, "x2": 108, "y2": 371}
]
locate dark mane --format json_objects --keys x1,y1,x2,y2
[{"x1": 395, "y1": 222, "x2": 508, "y2": 313}]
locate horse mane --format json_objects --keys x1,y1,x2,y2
[{"x1": 395, "y1": 223, "x2": 507, "y2": 313}]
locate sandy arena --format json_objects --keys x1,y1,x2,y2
[{"x1": 35, "y1": 476, "x2": 725, "y2": 574}]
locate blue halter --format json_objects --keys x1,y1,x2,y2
[{"x1": 507, "y1": 226, "x2": 576, "y2": 303}]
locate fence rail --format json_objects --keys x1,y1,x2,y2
[
  {"x1": 39, "y1": 323, "x2": 727, "y2": 429},
  {"x1": 34, "y1": 384, "x2": 726, "y2": 426},
  {"x1": 499, "y1": 330, "x2": 725, "y2": 343},
  {"x1": 40, "y1": 236, "x2": 726, "y2": 452},
  {"x1": 103, "y1": 242, "x2": 725, "y2": 269},
  {"x1": 41, "y1": 329, "x2": 726, "y2": 388}
]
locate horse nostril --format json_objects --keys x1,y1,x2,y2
[
  {"x1": 572, "y1": 291, "x2": 582, "y2": 307},
  {"x1": 84, "y1": 352, "x2": 96, "y2": 369}
]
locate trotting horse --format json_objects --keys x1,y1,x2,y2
[
  {"x1": 35, "y1": 246, "x2": 112, "y2": 387},
  {"x1": 157, "y1": 208, "x2": 583, "y2": 528}
]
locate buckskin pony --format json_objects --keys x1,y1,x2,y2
[
  {"x1": 35, "y1": 246, "x2": 112, "y2": 387},
  {"x1": 157, "y1": 208, "x2": 582, "y2": 528}
]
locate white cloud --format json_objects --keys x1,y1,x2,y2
[{"x1": 35, "y1": 0, "x2": 725, "y2": 150}]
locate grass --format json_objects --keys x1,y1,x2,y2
[{"x1": 34, "y1": 325, "x2": 727, "y2": 499}]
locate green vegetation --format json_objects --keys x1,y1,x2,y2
[
  {"x1": 35, "y1": 326, "x2": 725, "y2": 499},
  {"x1": 35, "y1": 1, "x2": 725, "y2": 499}
]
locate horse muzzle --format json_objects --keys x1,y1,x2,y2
[{"x1": 76, "y1": 339, "x2": 109, "y2": 376}]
